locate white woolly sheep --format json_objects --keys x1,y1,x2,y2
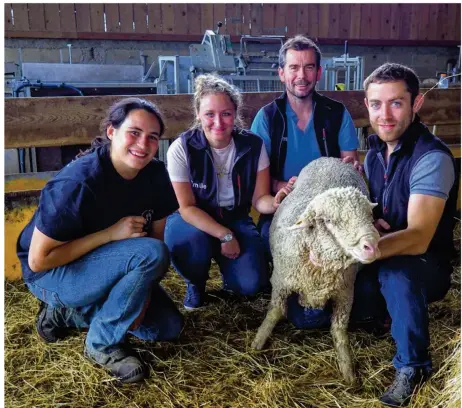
[{"x1": 251, "y1": 157, "x2": 381, "y2": 385}]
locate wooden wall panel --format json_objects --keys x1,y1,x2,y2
[
  {"x1": 201, "y1": 4, "x2": 214, "y2": 33},
  {"x1": 28, "y1": 4, "x2": 46, "y2": 31},
  {"x1": 4, "y1": 4, "x2": 460, "y2": 44},
  {"x1": 147, "y1": 3, "x2": 161, "y2": 34},
  {"x1": 104, "y1": 4, "x2": 120, "y2": 32},
  {"x1": 187, "y1": 4, "x2": 202, "y2": 35},
  {"x1": 119, "y1": 3, "x2": 134, "y2": 32},
  {"x1": 173, "y1": 4, "x2": 188, "y2": 35},
  {"x1": 11, "y1": 3, "x2": 29, "y2": 31},
  {"x1": 59, "y1": 3, "x2": 76, "y2": 32},
  {"x1": 133, "y1": 3, "x2": 147, "y2": 33},
  {"x1": 89, "y1": 4, "x2": 104, "y2": 32},
  {"x1": 75, "y1": 3, "x2": 91, "y2": 32}
]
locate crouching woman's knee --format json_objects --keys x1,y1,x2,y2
[{"x1": 127, "y1": 238, "x2": 170, "y2": 282}]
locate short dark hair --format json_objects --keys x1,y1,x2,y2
[
  {"x1": 279, "y1": 35, "x2": 322, "y2": 68},
  {"x1": 78, "y1": 97, "x2": 166, "y2": 158},
  {"x1": 363, "y1": 63, "x2": 420, "y2": 105}
]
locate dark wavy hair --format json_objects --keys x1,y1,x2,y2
[
  {"x1": 77, "y1": 97, "x2": 166, "y2": 157},
  {"x1": 363, "y1": 63, "x2": 420, "y2": 105}
]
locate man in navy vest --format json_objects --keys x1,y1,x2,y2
[
  {"x1": 251, "y1": 35, "x2": 360, "y2": 257},
  {"x1": 363, "y1": 63, "x2": 457, "y2": 406}
]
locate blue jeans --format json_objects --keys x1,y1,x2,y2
[
  {"x1": 165, "y1": 211, "x2": 269, "y2": 295},
  {"x1": 257, "y1": 213, "x2": 273, "y2": 262},
  {"x1": 26, "y1": 238, "x2": 184, "y2": 353},
  {"x1": 286, "y1": 253, "x2": 452, "y2": 369}
]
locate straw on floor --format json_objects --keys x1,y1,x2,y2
[{"x1": 5, "y1": 224, "x2": 460, "y2": 408}]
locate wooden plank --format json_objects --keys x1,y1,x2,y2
[
  {"x1": 5, "y1": 4, "x2": 13, "y2": 31},
  {"x1": 226, "y1": 4, "x2": 241, "y2": 36},
  {"x1": 388, "y1": 3, "x2": 400, "y2": 40},
  {"x1": 399, "y1": 4, "x2": 411, "y2": 40},
  {"x1": 250, "y1": 3, "x2": 263, "y2": 35},
  {"x1": 241, "y1": 3, "x2": 251, "y2": 35},
  {"x1": 133, "y1": 3, "x2": 147, "y2": 33},
  {"x1": 417, "y1": 4, "x2": 430, "y2": 41},
  {"x1": 447, "y1": 3, "x2": 460, "y2": 42},
  {"x1": 296, "y1": 4, "x2": 308, "y2": 37},
  {"x1": 369, "y1": 4, "x2": 381, "y2": 40},
  {"x1": 379, "y1": 4, "x2": 391, "y2": 40},
  {"x1": 262, "y1": 3, "x2": 275, "y2": 35},
  {"x1": 187, "y1": 3, "x2": 202, "y2": 35},
  {"x1": 359, "y1": 4, "x2": 372, "y2": 39},
  {"x1": 201, "y1": 4, "x2": 214, "y2": 33},
  {"x1": 161, "y1": 4, "x2": 174, "y2": 34},
  {"x1": 11, "y1": 3, "x2": 29, "y2": 31},
  {"x1": 59, "y1": 3, "x2": 76, "y2": 32},
  {"x1": 285, "y1": 4, "x2": 297, "y2": 37},
  {"x1": 28, "y1": 4, "x2": 45, "y2": 31},
  {"x1": 104, "y1": 3, "x2": 119, "y2": 32},
  {"x1": 274, "y1": 4, "x2": 287, "y2": 37},
  {"x1": 214, "y1": 4, "x2": 225, "y2": 31},
  {"x1": 75, "y1": 3, "x2": 92, "y2": 32},
  {"x1": 44, "y1": 4, "x2": 61, "y2": 31},
  {"x1": 318, "y1": 4, "x2": 329, "y2": 38},
  {"x1": 349, "y1": 4, "x2": 361, "y2": 39},
  {"x1": 147, "y1": 3, "x2": 161, "y2": 34},
  {"x1": 5, "y1": 89, "x2": 460, "y2": 149},
  {"x1": 328, "y1": 3, "x2": 340, "y2": 39},
  {"x1": 409, "y1": 3, "x2": 420, "y2": 40},
  {"x1": 338, "y1": 4, "x2": 350, "y2": 39},
  {"x1": 90, "y1": 4, "x2": 104, "y2": 32},
  {"x1": 173, "y1": 4, "x2": 187, "y2": 35},
  {"x1": 118, "y1": 3, "x2": 134, "y2": 32},
  {"x1": 437, "y1": 4, "x2": 449, "y2": 41}
]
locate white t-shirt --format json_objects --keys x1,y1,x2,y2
[{"x1": 167, "y1": 137, "x2": 270, "y2": 208}]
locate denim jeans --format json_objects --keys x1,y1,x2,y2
[
  {"x1": 257, "y1": 213, "x2": 273, "y2": 262},
  {"x1": 286, "y1": 253, "x2": 452, "y2": 369},
  {"x1": 165, "y1": 211, "x2": 269, "y2": 295},
  {"x1": 26, "y1": 238, "x2": 184, "y2": 354}
]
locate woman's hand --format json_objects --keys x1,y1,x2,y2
[
  {"x1": 374, "y1": 218, "x2": 391, "y2": 237},
  {"x1": 107, "y1": 216, "x2": 148, "y2": 241},
  {"x1": 273, "y1": 176, "x2": 297, "y2": 208},
  {"x1": 221, "y1": 238, "x2": 241, "y2": 259}
]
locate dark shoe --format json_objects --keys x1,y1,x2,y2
[
  {"x1": 184, "y1": 283, "x2": 205, "y2": 310},
  {"x1": 36, "y1": 301, "x2": 71, "y2": 343},
  {"x1": 380, "y1": 366, "x2": 432, "y2": 407},
  {"x1": 84, "y1": 345, "x2": 145, "y2": 384}
]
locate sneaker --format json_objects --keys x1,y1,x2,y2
[
  {"x1": 380, "y1": 366, "x2": 432, "y2": 407},
  {"x1": 84, "y1": 345, "x2": 145, "y2": 384},
  {"x1": 36, "y1": 301, "x2": 71, "y2": 343},
  {"x1": 184, "y1": 283, "x2": 205, "y2": 310}
]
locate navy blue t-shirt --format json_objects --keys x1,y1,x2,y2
[{"x1": 17, "y1": 144, "x2": 179, "y2": 283}]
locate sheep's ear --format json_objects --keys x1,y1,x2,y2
[
  {"x1": 287, "y1": 208, "x2": 315, "y2": 231},
  {"x1": 369, "y1": 202, "x2": 378, "y2": 209}
]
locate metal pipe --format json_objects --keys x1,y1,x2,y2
[{"x1": 14, "y1": 82, "x2": 84, "y2": 97}]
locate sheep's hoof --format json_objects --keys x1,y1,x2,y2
[
  {"x1": 251, "y1": 337, "x2": 266, "y2": 350},
  {"x1": 343, "y1": 372, "x2": 357, "y2": 387}
]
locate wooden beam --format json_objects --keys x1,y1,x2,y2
[{"x1": 5, "y1": 89, "x2": 460, "y2": 149}]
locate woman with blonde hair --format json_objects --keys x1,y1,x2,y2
[{"x1": 165, "y1": 74, "x2": 293, "y2": 310}]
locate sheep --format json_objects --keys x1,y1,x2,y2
[{"x1": 251, "y1": 157, "x2": 381, "y2": 385}]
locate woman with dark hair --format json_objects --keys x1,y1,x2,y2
[{"x1": 16, "y1": 97, "x2": 183, "y2": 384}]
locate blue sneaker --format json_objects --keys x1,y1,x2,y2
[{"x1": 184, "y1": 283, "x2": 205, "y2": 310}]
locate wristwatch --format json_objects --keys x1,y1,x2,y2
[{"x1": 220, "y1": 232, "x2": 234, "y2": 243}]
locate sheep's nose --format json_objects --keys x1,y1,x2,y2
[{"x1": 360, "y1": 239, "x2": 379, "y2": 260}]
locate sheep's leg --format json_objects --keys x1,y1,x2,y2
[
  {"x1": 251, "y1": 305, "x2": 284, "y2": 350},
  {"x1": 330, "y1": 267, "x2": 357, "y2": 386}
]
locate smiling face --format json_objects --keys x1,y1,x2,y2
[
  {"x1": 108, "y1": 109, "x2": 161, "y2": 179},
  {"x1": 197, "y1": 92, "x2": 236, "y2": 148},
  {"x1": 365, "y1": 80, "x2": 424, "y2": 149},
  {"x1": 279, "y1": 49, "x2": 322, "y2": 101}
]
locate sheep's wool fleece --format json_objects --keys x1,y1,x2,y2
[{"x1": 269, "y1": 157, "x2": 372, "y2": 310}]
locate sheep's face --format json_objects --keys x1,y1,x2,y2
[{"x1": 288, "y1": 187, "x2": 380, "y2": 267}]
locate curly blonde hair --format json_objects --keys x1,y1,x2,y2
[{"x1": 191, "y1": 73, "x2": 244, "y2": 129}]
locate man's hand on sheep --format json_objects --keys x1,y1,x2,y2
[
  {"x1": 273, "y1": 176, "x2": 297, "y2": 208},
  {"x1": 342, "y1": 155, "x2": 363, "y2": 175},
  {"x1": 221, "y1": 237, "x2": 241, "y2": 259},
  {"x1": 374, "y1": 218, "x2": 391, "y2": 236}
]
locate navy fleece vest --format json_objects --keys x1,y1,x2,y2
[
  {"x1": 260, "y1": 91, "x2": 345, "y2": 179},
  {"x1": 366, "y1": 118, "x2": 458, "y2": 258},
  {"x1": 180, "y1": 127, "x2": 262, "y2": 218}
]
